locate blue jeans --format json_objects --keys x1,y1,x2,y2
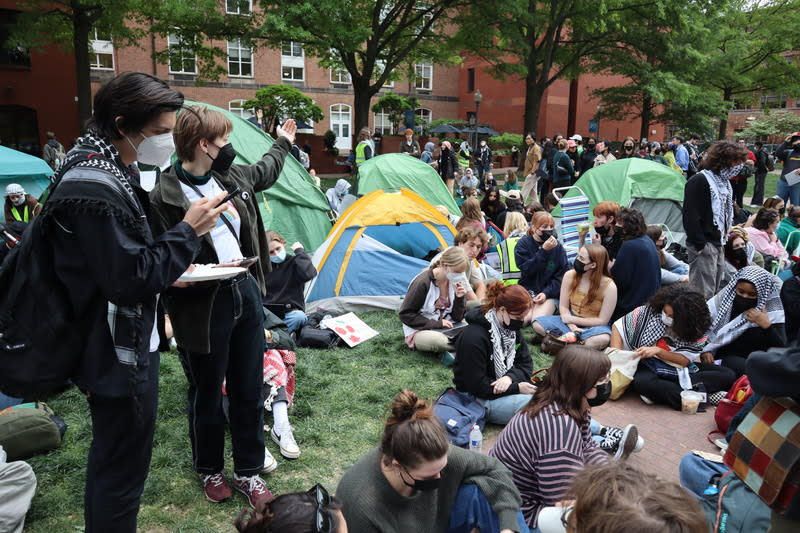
[
  {"x1": 679, "y1": 453, "x2": 728, "y2": 499},
  {"x1": 534, "y1": 315, "x2": 611, "y2": 340},
  {"x1": 0, "y1": 391, "x2": 22, "y2": 410},
  {"x1": 777, "y1": 177, "x2": 800, "y2": 208},
  {"x1": 283, "y1": 309, "x2": 308, "y2": 333},
  {"x1": 480, "y1": 393, "x2": 533, "y2": 425},
  {"x1": 447, "y1": 484, "x2": 530, "y2": 533}
]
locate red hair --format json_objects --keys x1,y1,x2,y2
[
  {"x1": 593, "y1": 201, "x2": 620, "y2": 219},
  {"x1": 527, "y1": 211, "x2": 555, "y2": 236},
  {"x1": 482, "y1": 281, "x2": 532, "y2": 315}
]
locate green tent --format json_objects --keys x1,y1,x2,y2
[
  {"x1": 356, "y1": 153, "x2": 460, "y2": 215},
  {"x1": 552, "y1": 158, "x2": 687, "y2": 242},
  {"x1": 185, "y1": 101, "x2": 332, "y2": 251},
  {"x1": 0, "y1": 145, "x2": 53, "y2": 199}
]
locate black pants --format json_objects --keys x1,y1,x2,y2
[
  {"x1": 633, "y1": 362, "x2": 736, "y2": 411},
  {"x1": 719, "y1": 354, "x2": 750, "y2": 378},
  {"x1": 84, "y1": 350, "x2": 159, "y2": 533},
  {"x1": 180, "y1": 274, "x2": 264, "y2": 477},
  {"x1": 751, "y1": 171, "x2": 768, "y2": 206},
  {"x1": 731, "y1": 178, "x2": 747, "y2": 208}
]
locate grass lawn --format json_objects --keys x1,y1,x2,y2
[{"x1": 23, "y1": 311, "x2": 551, "y2": 532}]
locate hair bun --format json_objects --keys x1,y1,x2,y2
[{"x1": 389, "y1": 389, "x2": 428, "y2": 423}]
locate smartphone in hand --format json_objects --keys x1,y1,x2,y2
[
  {"x1": 215, "y1": 185, "x2": 242, "y2": 208},
  {"x1": 238, "y1": 256, "x2": 259, "y2": 267}
]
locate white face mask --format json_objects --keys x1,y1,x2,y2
[
  {"x1": 446, "y1": 272, "x2": 469, "y2": 286},
  {"x1": 11, "y1": 196, "x2": 26, "y2": 207},
  {"x1": 661, "y1": 311, "x2": 673, "y2": 327},
  {"x1": 127, "y1": 132, "x2": 175, "y2": 168}
]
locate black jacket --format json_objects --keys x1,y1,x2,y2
[
  {"x1": 775, "y1": 142, "x2": 800, "y2": 181},
  {"x1": 264, "y1": 247, "x2": 317, "y2": 311},
  {"x1": 453, "y1": 307, "x2": 533, "y2": 400},
  {"x1": 683, "y1": 172, "x2": 723, "y2": 250}
]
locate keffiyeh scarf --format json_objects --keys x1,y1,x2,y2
[
  {"x1": 486, "y1": 309, "x2": 517, "y2": 380},
  {"x1": 706, "y1": 266, "x2": 784, "y2": 353},
  {"x1": 617, "y1": 305, "x2": 707, "y2": 357},
  {"x1": 702, "y1": 168, "x2": 735, "y2": 245}
]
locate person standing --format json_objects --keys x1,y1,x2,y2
[
  {"x1": 40, "y1": 72, "x2": 223, "y2": 532},
  {"x1": 520, "y1": 132, "x2": 541, "y2": 204},
  {"x1": 730, "y1": 139, "x2": 756, "y2": 208},
  {"x1": 41, "y1": 131, "x2": 66, "y2": 171},
  {"x1": 439, "y1": 141, "x2": 459, "y2": 194},
  {"x1": 577, "y1": 138, "x2": 598, "y2": 177},
  {"x1": 354, "y1": 127, "x2": 373, "y2": 168},
  {"x1": 398, "y1": 128, "x2": 420, "y2": 157},
  {"x1": 683, "y1": 141, "x2": 745, "y2": 300},
  {"x1": 751, "y1": 141, "x2": 770, "y2": 207},
  {"x1": 774, "y1": 132, "x2": 800, "y2": 208},
  {"x1": 476, "y1": 139, "x2": 493, "y2": 186},
  {"x1": 671, "y1": 136, "x2": 690, "y2": 176}
]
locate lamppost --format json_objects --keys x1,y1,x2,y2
[{"x1": 473, "y1": 90, "x2": 482, "y2": 158}]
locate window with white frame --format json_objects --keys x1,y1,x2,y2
[
  {"x1": 374, "y1": 109, "x2": 393, "y2": 135},
  {"x1": 281, "y1": 66, "x2": 304, "y2": 82},
  {"x1": 229, "y1": 100, "x2": 254, "y2": 120},
  {"x1": 414, "y1": 108, "x2": 432, "y2": 126},
  {"x1": 168, "y1": 34, "x2": 196, "y2": 74},
  {"x1": 281, "y1": 41, "x2": 304, "y2": 82},
  {"x1": 281, "y1": 41, "x2": 303, "y2": 58},
  {"x1": 330, "y1": 68, "x2": 351, "y2": 84},
  {"x1": 226, "y1": 0, "x2": 252, "y2": 14},
  {"x1": 90, "y1": 30, "x2": 114, "y2": 70},
  {"x1": 414, "y1": 62, "x2": 433, "y2": 91},
  {"x1": 330, "y1": 104, "x2": 352, "y2": 151},
  {"x1": 375, "y1": 59, "x2": 394, "y2": 88},
  {"x1": 227, "y1": 39, "x2": 252, "y2": 77}
]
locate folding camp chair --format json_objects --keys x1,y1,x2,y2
[{"x1": 552, "y1": 186, "x2": 590, "y2": 264}]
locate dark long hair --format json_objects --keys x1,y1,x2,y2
[
  {"x1": 235, "y1": 487, "x2": 343, "y2": 533},
  {"x1": 647, "y1": 284, "x2": 711, "y2": 342}
]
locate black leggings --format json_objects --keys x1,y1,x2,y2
[{"x1": 633, "y1": 362, "x2": 737, "y2": 411}]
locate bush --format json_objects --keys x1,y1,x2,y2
[{"x1": 488, "y1": 133, "x2": 524, "y2": 149}]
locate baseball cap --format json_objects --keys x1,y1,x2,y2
[
  {"x1": 567, "y1": 140, "x2": 577, "y2": 148},
  {"x1": 569, "y1": 134, "x2": 582, "y2": 141},
  {"x1": 500, "y1": 190, "x2": 522, "y2": 201}
]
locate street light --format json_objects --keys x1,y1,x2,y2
[{"x1": 473, "y1": 90, "x2": 482, "y2": 160}]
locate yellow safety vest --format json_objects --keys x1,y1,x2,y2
[
  {"x1": 355, "y1": 141, "x2": 369, "y2": 166},
  {"x1": 498, "y1": 236, "x2": 521, "y2": 285},
  {"x1": 10, "y1": 204, "x2": 30, "y2": 223},
  {"x1": 457, "y1": 149, "x2": 470, "y2": 169}
]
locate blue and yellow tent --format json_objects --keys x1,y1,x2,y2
[{"x1": 304, "y1": 188, "x2": 457, "y2": 312}]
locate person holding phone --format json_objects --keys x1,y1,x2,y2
[
  {"x1": 149, "y1": 105, "x2": 296, "y2": 509},
  {"x1": 263, "y1": 230, "x2": 317, "y2": 334}
]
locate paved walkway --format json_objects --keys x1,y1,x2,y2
[{"x1": 483, "y1": 389, "x2": 721, "y2": 482}]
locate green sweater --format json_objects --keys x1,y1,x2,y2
[
  {"x1": 336, "y1": 446, "x2": 523, "y2": 533},
  {"x1": 777, "y1": 216, "x2": 800, "y2": 255}
]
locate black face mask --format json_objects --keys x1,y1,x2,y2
[
  {"x1": 624, "y1": 145, "x2": 634, "y2": 151},
  {"x1": 614, "y1": 226, "x2": 625, "y2": 238},
  {"x1": 732, "y1": 294, "x2": 758, "y2": 315},
  {"x1": 587, "y1": 144, "x2": 596, "y2": 151},
  {"x1": 573, "y1": 259, "x2": 586, "y2": 274},
  {"x1": 208, "y1": 143, "x2": 236, "y2": 173},
  {"x1": 595, "y1": 225, "x2": 609, "y2": 236},
  {"x1": 778, "y1": 207, "x2": 785, "y2": 217},
  {"x1": 505, "y1": 318, "x2": 525, "y2": 331},
  {"x1": 588, "y1": 382, "x2": 612, "y2": 407},
  {"x1": 732, "y1": 247, "x2": 748, "y2": 264},
  {"x1": 401, "y1": 467, "x2": 441, "y2": 492},
  {"x1": 539, "y1": 229, "x2": 554, "y2": 240}
]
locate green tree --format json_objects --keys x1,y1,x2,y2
[
  {"x1": 258, "y1": 0, "x2": 465, "y2": 147},
  {"x1": 371, "y1": 92, "x2": 414, "y2": 133},
  {"x1": 243, "y1": 85, "x2": 324, "y2": 134},
  {"x1": 741, "y1": 110, "x2": 800, "y2": 142}
]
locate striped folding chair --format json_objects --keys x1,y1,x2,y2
[{"x1": 553, "y1": 186, "x2": 590, "y2": 264}]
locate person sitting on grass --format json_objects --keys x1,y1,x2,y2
[
  {"x1": 722, "y1": 227, "x2": 764, "y2": 286},
  {"x1": 778, "y1": 205, "x2": 800, "y2": 252},
  {"x1": 336, "y1": 389, "x2": 528, "y2": 533},
  {"x1": 481, "y1": 186, "x2": 508, "y2": 229},
  {"x1": 611, "y1": 284, "x2": 736, "y2": 410},
  {"x1": 532, "y1": 244, "x2": 616, "y2": 349},
  {"x1": 235, "y1": 483, "x2": 348, "y2": 533},
  {"x1": 459, "y1": 168, "x2": 479, "y2": 191},
  {"x1": 610, "y1": 207, "x2": 661, "y2": 321},
  {"x1": 702, "y1": 266, "x2": 787, "y2": 378},
  {"x1": 489, "y1": 346, "x2": 639, "y2": 533},
  {"x1": 429, "y1": 226, "x2": 490, "y2": 304},
  {"x1": 504, "y1": 169, "x2": 520, "y2": 191},
  {"x1": 400, "y1": 246, "x2": 468, "y2": 366},
  {"x1": 744, "y1": 208, "x2": 789, "y2": 269},
  {"x1": 515, "y1": 211, "x2": 569, "y2": 321},
  {"x1": 453, "y1": 282, "x2": 537, "y2": 425},
  {"x1": 645, "y1": 225, "x2": 689, "y2": 285},
  {"x1": 263, "y1": 230, "x2": 317, "y2": 334}
]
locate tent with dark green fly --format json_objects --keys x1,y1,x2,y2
[{"x1": 183, "y1": 100, "x2": 333, "y2": 251}]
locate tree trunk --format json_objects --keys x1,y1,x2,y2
[
  {"x1": 717, "y1": 89, "x2": 732, "y2": 140},
  {"x1": 72, "y1": 8, "x2": 93, "y2": 133},
  {"x1": 523, "y1": 74, "x2": 543, "y2": 138},
  {"x1": 351, "y1": 77, "x2": 377, "y2": 150},
  {"x1": 640, "y1": 95, "x2": 652, "y2": 140}
]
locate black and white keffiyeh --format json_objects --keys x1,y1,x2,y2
[
  {"x1": 485, "y1": 309, "x2": 517, "y2": 379},
  {"x1": 706, "y1": 266, "x2": 785, "y2": 353},
  {"x1": 701, "y1": 167, "x2": 736, "y2": 245}
]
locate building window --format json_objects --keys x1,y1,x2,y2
[
  {"x1": 281, "y1": 41, "x2": 303, "y2": 58},
  {"x1": 168, "y1": 34, "x2": 196, "y2": 74},
  {"x1": 226, "y1": 0, "x2": 252, "y2": 15},
  {"x1": 467, "y1": 68, "x2": 475, "y2": 93},
  {"x1": 281, "y1": 41, "x2": 304, "y2": 82},
  {"x1": 414, "y1": 62, "x2": 433, "y2": 91},
  {"x1": 760, "y1": 93, "x2": 787, "y2": 109},
  {"x1": 227, "y1": 39, "x2": 252, "y2": 77},
  {"x1": 330, "y1": 68, "x2": 351, "y2": 84},
  {"x1": 375, "y1": 59, "x2": 394, "y2": 88},
  {"x1": 90, "y1": 30, "x2": 114, "y2": 71},
  {"x1": 281, "y1": 66, "x2": 304, "y2": 82},
  {"x1": 229, "y1": 100, "x2": 254, "y2": 120},
  {"x1": 415, "y1": 108, "x2": 432, "y2": 126},
  {"x1": 374, "y1": 109, "x2": 393, "y2": 135},
  {"x1": 330, "y1": 104, "x2": 352, "y2": 151}
]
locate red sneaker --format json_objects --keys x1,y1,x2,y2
[
  {"x1": 200, "y1": 472, "x2": 232, "y2": 503},
  {"x1": 232, "y1": 474, "x2": 274, "y2": 509}
]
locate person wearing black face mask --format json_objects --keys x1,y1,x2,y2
[
  {"x1": 337, "y1": 389, "x2": 527, "y2": 533},
  {"x1": 515, "y1": 212, "x2": 569, "y2": 321},
  {"x1": 150, "y1": 105, "x2": 297, "y2": 507},
  {"x1": 701, "y1": 267, "x2": 787, "y2": 378},
  {"x1": 616, "y1": 137, "x2": 638, "y2": 160},
  {"x1": 577, "y1": 139, "x2": 598, "y2": 177},
  {"x1": 774, "y1": 132, "x2": 800, "y2": 209},
  {"x1": 454, "y1": 282, "x2": 537, "y2": 426}
]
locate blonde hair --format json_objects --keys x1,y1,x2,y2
[
  {"x1": 174, "y1": 105, "x2": 232, "y2": 162},
  {"x1": 265, "y1": 230, "x2": 286, "y2": 245},
  {"x1": 503, "y1": 212, "x2": 528, "y2": 235},
  {"x1": 431, "y1": 246, "x2": 468, "y2": 271}
]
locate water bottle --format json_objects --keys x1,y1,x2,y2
[{"x1": 469, "y1": 424, "x2": 483, "y2": 452}]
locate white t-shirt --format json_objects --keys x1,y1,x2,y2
[{"x1": 180, "y1": 179, "x2": 243, "y2": 263}]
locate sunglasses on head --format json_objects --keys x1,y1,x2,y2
[{"x1": 310, "y1": 483, "x2": 334, "y2": 533}]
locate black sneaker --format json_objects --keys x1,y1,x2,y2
[{"x1": 598, "y1": 424, "x2": 639, "y2": 460}]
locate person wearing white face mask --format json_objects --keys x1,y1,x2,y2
[
  {"x1": 400, "y1": 246, "x2": 469, "y2": 366},
  {"x1": 39, "y1": 72, "x2": 224, "y2": 532},
  {"x1": 263, "y1": 230, "x2": 317, "y2": 334},
  {"x1": 150, "y1": 104, "x2": 297, "y2": 509},
  {"x1": 3, "y1": 183, "x2": 41, "y2": 224}
]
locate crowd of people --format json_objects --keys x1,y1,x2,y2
[{"x1": 2, "y1": 71, "x2": 798, "y2": 533}]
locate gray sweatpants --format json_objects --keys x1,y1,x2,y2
[
  {"x1": 0, "y1": 449, "x2": 37, "y2": 533},
  {"x1": 687, "y1": 243, "x2": 725, "y2": 300}
]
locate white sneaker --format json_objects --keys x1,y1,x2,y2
[
  {"x1": 271, "y1": 427, "x2": 301, "y2": 459},
  {"x1": 639, "y1": 395, "x2": 655, "y2": 405},
  {"x1": 262, "y1": 447, "x2": 278, "y2": 473}
]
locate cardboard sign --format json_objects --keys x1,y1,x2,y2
[{"x1": 320, "y1": 312, "x2": 379, "y2": 347}]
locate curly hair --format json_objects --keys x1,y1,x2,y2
[
  {"x1": 617, "y1": 207, "x2": 647, "y2": 240},
  {"x1": 699, "y1": 141, "x2": 747, "y2": 173},
  {"x1": 648, "y1": 284, "x2": 711, "y2": 342}
]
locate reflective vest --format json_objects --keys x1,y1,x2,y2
[
  {"x1": 498, "y1": 235, "x2": 521, "y2": 285},
  {"x1": 355, "y1": 141, "x2": 369, "y2": 166},
  {"x1": 10, "y1": 203, "x2": 31, "y2": 223},
  {"x1": 457, "y1": 148, "x2": 470, "y2": 168}
]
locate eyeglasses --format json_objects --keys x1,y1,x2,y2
[{"x1": 310, "y1": 483, "x2": 333, "y2": 533}]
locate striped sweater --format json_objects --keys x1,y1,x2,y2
[{"x1": 488, "y1": 402, "x2": 609, "y2": 527}]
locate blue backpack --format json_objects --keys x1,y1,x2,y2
[{"x1": 433, "y1": 388, "x2": 486, "y2": 448}]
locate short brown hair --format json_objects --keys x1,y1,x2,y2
[
  {"x1": 699, "y1": 141, "x2": 747, "y2": 173},
  {"x1": 174, "y1": 105, "x2": 232, "y2": 162},
  {"x1": 453, "y1": 226, "x2": 489, "y2": 246},
  {"x1": 566, "y1": 463, "x2": 707, "y2": 533},
  {"x1": 593, "y1": 201, "x2": 620, "y2": 219},
  {"x1": 380, "y1": 390, "x2": 449, "y2": 469},
  {"x1": 752, "y1": 208, "x2": 779, "y2": 231},
  {"x1": 265, "y1": 230, "x2": 286, "y2": 245}
]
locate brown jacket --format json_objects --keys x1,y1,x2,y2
[{"x1": 523, "y1": 143, "x2": 542, "y2": 176}]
